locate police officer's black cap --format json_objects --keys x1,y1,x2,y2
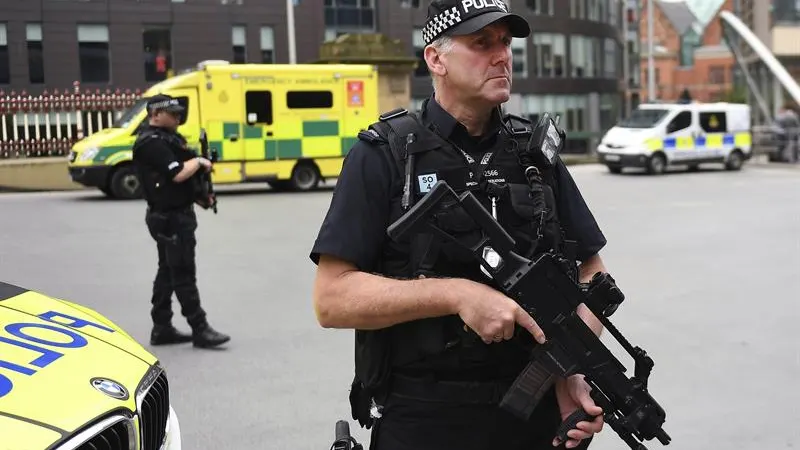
[
  {"x1": 146, "y1": 94, "x2": 185, "y2": 114},
  {"x1": 422, "y1": 0, "x2": 530, "y2": 46}
]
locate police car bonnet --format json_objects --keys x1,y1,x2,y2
[{"x1": 422, "y1": 0, "x2": 531, "y2": 46}]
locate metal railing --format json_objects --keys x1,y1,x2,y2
[{"x1": 0, "y1": 83, "x2": 142, "y2": 160}]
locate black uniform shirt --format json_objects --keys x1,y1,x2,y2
[
  {"x1": 310, "y1": 97, "x2": 607, "y2": 272},
  {"x1": 132, "y1": 125, "x2": 196, "y2": 211}
]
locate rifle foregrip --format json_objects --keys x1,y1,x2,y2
[{"x1": 555, "y1": 409, "x2": 598, "y2": 444}]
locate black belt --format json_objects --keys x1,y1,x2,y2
[{"x1": 389, "y1": 373, "x2": 513, "y2": 405}]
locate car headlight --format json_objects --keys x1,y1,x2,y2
[{"x1": 77, "y1": 147, "x2": 100, "y2": 162}]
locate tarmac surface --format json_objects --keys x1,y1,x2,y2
[{"x1": 0, "y1": 161, "x2": 798, "y2": 450}]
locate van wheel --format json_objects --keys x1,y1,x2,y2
[
  {"x1": 725, "y1": 150, "x2": 744, "y2": 171},
  {"x1": 109, "y1": 165, "x2": 143, "y2": 199},
  {"x1": 290, "y1": 162, "x2": 320, "y2": 191},
  {"x1": 607, "y1": 165, "x2": 622, "y2": 174},
  {"x1": 646, "y1": 153, "x2": 667, "y2": 175}
]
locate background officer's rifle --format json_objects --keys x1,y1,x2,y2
[
  {"x1": 386, "y1": 180, "x2": 672, "y2": 450},
  {"x1": 197, "y1": 128, "x2": 218, "y2": 214},
  {"x1": 328, "y1": 420, "x2": 362, "y2": 450}
]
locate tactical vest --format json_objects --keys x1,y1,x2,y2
[
  {"x1": 132, "y1": 127, "x2": 199, "y2": 206},
  {"x1": 347, "y1": 107, "x2": 577, "y2": 427}
]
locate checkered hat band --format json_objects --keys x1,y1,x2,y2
[
  {"x1": 148, "y1": 99, "x2": 180, "y2": 110},
  {"x1": 422, "y1": 6, "x2": 463, "y2": 45}
]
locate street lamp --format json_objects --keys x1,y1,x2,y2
[
  {"x1": 647, "y1": 0, "x2": 655, "y2": 101},
  {"x1": 286, "y1": 0, "x2": 297, "y2": 64}
]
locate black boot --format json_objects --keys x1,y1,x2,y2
[
  {"x1": 150, "y1": 324, "x2": 193, "y2": 345},
  {"x1": 192, "y1": 323, "x2": 231, "y2": 348}
]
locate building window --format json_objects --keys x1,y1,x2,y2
[
  {"x1": 26, "y1": 24, "x2": 44, "y2": 84},
  {"x1": 679, "y1": 30, "x2": 701, "y2": 67},
  {"x1": 232, "y1": 25, "x2": 246, "y2": 63},
  {"x1": 570, "y1": 35, "x2": 597, "y2": 78},
  {"x1": 143, "y1": 25, "x2": 171, "y2": 82},
  {"x1": 526, "y1": 0, "x2": 554, "y2": 15},
  {"x1": 708, "y1": 65, "x2": 726, "y2": 84},
  {"x1": 0, "y1": 24, "x2": 7, "y2": 85},
  {"x1": 511, "y1": 38, "x2": 528, "y2": 78},
  {"x1": 531, "y1": 33, "x2": 566, "y2": 78},
  {"x1": 603, "y1": 38, "x2": 617, "y2": 79},
  {"x1": 570, "y1": 0, "x2": 585, "y2": 19},
  {"x1": 77, "y1": 24, "x2": 110, "y2": 83},
  {"x1": 324, "y1": 0, "x2": 375, "y2": 32},
  {"x1": 412, "y1": 29, "x2": 428, "y2": 77},
  {"x1": 261, "y1": 26, "x2": 275, "y2": 63}
]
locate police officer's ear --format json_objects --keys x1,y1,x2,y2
[{"x1": 424, "y1": 44, "x2": 448, "y2": 78}]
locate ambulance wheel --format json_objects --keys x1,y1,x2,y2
[
  {"x1": 646, "y1": 153, "x2": 666, "y2": 175},
  {"x1": 725, "y1": 150, "x2": 744, "y2": 171},
  {"x1": 290, "y1": 162, "x2": 320, "y2": 191},
  {"x1": 109, "y1": 165, "x2": 143, "y2": 199},
  {"x1": 606, "y1": 165, "x2": 622, "y2": 174}
]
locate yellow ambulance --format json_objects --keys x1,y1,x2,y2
[{"x1": 67, "y1": 61, "x2": 379, "y2": 199}]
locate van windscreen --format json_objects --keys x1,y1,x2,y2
[
  {"x1": 618, "y1": 108, "x2": 670, "y2": 128},
  {"x1": 112, "y1": 99, "x2": 149, "y2": 128}
]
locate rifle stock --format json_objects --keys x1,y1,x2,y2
[{"x1": 386, "y1": 180, "x2": 671, "y2": 450}]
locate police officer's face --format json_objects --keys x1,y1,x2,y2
[
  {"x1": 428, "y1": 22, "x2": 513, "y2": 107},
  {"x1": 152, "y1": 110, "x2": 181, "y2": 130}
]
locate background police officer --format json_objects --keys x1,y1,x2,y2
[
  {"x1": 132, "y1": 94, "x2": 230, "y2": 349},
  {"x1": 310, "y1": 1, "x2": 609, "y2": 449}
]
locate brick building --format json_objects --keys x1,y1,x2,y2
[
  {"x1": 639, "y1": 0, "x2": 735, "y2": 103},
  {"x1": 0, "y1": 0, "x2": 631, "y2": 153}
]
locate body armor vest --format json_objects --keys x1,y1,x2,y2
[
  {"x1": 132, "y1": 126, "x2": 199, "y2": 206},
  {"x1": 348, "y1": 107, "x2": 574, "y2": 427}
]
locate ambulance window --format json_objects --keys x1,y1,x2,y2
[
  {"x1": 699, "y1": 111, "x2": 727, "y2": 133},
  {"x1": 175, "y1": 96, "x2": 189, "y2": 125},
  {"x1": 287, "y1": 90, "x2": 333, "y2": 109},
  {"x1": 245, "y1": 91, "x2": 273, "y2": 125},
  {"x1": 667, "y1": 111, "x2": 692, "y2": 133}
]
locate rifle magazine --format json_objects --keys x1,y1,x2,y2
[{"x1": 499, "y1": 357, "x2": 557, "y2": 420}]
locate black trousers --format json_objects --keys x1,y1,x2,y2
[
  {"x1": 368, "y1": 375, "x2": 593, "y2": 450},
  {"x1": 145, "y1": 206, "x2": 207, "y2": 329}
]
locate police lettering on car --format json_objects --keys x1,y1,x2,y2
[
  {"x1": 310, "y1": 1, "x2": 611, "y2": 449},
  {"x1": 0, "y1": 311, "x2": 116, "y2": 398}
]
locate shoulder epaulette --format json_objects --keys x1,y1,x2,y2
[{"x1": 357, "y1": 128, "x2": 388, "y2": 145}]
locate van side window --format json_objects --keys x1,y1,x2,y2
[
  {"x1": 667, "y1": 111, "x2": 692, "y2": 133},
  {"x1": 246, "y1": 91, "x2": 273, "y2": 125},
  {"x1": 287, "y1": 91, "x2": 333, "y2": 109},
  {"x1": 699, "y1": 111, "x2": 727, "y2": 133}
]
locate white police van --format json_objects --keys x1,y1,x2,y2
[{"x1": 597, "y1": 102, "x2": 752, "y2": 174}]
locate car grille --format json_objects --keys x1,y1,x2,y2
[
  {"x1": 140, "y1": 371, "x2": 170, "y2": 450},
  {"x1": 76, "y1": 420, "x2": 131, "y2": 450}
]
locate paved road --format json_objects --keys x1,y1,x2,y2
[{"x1": 1, "y1": 162, "x2": 798, "y2": 450}]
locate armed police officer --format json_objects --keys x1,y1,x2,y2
[
  {"x1": 132, "y1": 94, "x2": 230, "y2": 349},
  {"x1": 311, "y1": 1, "x2": 609, "y2": 449}
]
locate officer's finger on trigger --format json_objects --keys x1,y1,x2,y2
[{"x1": 516, "y1": 307, "x2": 546, "y2": 344}]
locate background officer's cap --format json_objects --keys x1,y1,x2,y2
[
  {"x1": 422, "y1": 0, "x2": 530, "y2": 46},
  {"x1": 146, "y1": 94, "x2": 185, "y2": 115}
]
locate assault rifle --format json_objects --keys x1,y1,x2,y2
[
  {"x1": 196, "y1": 128, "x2": 218, "y2": 214},
  {"x1": 385, "y1": 180, "x2": 672, "y2": 450}
]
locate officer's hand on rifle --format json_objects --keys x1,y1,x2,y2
[
  {"x1": 553, "y1": 374, "x2": 604, "y2": 449},
  {"x1": 451, "y1": 278, "x2": 546, "y2": 345},
  {"x1": 196, "y1": 156, "x2": 213, "y2": 172}
]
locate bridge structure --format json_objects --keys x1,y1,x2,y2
[{"x1": 719, "y1": 10, "x2": 800, "y2": 124}]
